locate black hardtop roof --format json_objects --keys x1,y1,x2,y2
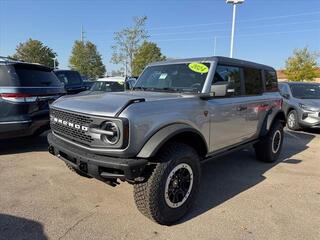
[{"x1": 150, "y1": 56, "x2": 275, "y2": 71}]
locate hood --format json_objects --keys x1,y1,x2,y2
[
  {"x1": 52, "y1": 91, "x2": 187, "y2": 117},
  {"x1": 298, "y1": 99, "x2": 320, "y2": 110}
]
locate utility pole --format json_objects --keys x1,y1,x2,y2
[
  {"x1": 226, "y1": 0, "x2": 244, "y2": 58},
  {"x1": 81, "y1": 25, "x2": 86, "y2": 42}
]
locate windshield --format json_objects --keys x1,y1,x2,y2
[
  {"x1": 133, "y1": 62, "x2": 210, "y2": 93},
  {"x1": 290, "y1": 84, "x2": 320, "y2": 99},
  {"x1": 55, "y1": 71, "x2": 82, "y2": 85},
  {"x1": 90, "y1": 81, "x2": 125, "y2": 92}
]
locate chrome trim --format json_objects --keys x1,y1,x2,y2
[
  {"x1": 0, "y1": 120, "x2": 31, "y2": 124},
  {"x1": 90, "y1": 128, "x2": 115, "y2": 136}
]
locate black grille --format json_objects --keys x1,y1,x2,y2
[{"x1": 50, "y1": 108, "x2": 94, "y2": 145}]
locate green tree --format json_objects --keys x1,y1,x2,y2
[
  {"x1": 69, "y1": 40, "x2": 106, "y2": 79},
  {"x1": 284, "y1": 47, "x2": 319, "y2": 82},
  {"x1": 132, "y1": 41, "x2": 166, "y2": 76},
  {"x1": 12, "y1": 38, "x2": 58, "y2": 68},
  {"x1": 111, "y1": 16, "x2": 148, "y2": 76}
]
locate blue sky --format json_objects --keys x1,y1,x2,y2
[{"x1": 0, "y1": 0, "x2": 319, "y2": 72}]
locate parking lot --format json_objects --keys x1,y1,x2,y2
[{"x1": 0, "y1": 129, "x2": 319, "y2": 240}]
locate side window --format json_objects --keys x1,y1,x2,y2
[
  {"x1": 243, "y1": 68, "x2": 263, "y2": 95},
  {"x1": 212, "y1": 65, "x2": 241, "y2": 96},
  {"x1": 0, "y1": 65, "x2": 12, "y2": 86},
  {"x1": 280, "y1": 84, "x2": 290, "y2": 95},
  {"x1": 265, "y1": 70, "x2": 278, "y2": 92}
]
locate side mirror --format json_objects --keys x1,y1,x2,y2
[
  {"x1": 199, "y1": 92, "x2": 215, "y2": 100},
  {"x1": 211, "y1": 81, "x2": 233, "y2": 97}
]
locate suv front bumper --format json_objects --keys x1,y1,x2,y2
[
  {"x1": 48, "y1": 132, "x2": 147, "y2": 182},
  {"x1": 299, "y1": 111, "x2": 320, "y2": 129}
]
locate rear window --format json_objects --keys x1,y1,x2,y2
[
  {"x1": 265, "y1": 70, "x2": 278, "y2": 92},
  {"x1": 55, "y1": 71, "x2": 82, "y2": 85},
  {"x1": 13, "y1": 64, "x2": 61, "y2": 87},
  {"x1": 243, "y1": 68, "x2": 263, "y2": 95}
]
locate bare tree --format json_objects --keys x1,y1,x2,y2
[{"x1": 111, "y1": 16, "x2": 148, "y2": 76}]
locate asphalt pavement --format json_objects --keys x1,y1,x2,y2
[{"x1": 0, "y1": 129, "x2": 319, "y2": 240}]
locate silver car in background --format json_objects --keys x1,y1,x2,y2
[{"x1": 279, "y1": 82, "x2": 320, "y2": 130}]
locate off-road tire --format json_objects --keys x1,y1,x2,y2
[
  {"x1": 133, "y1": 142, "x2": 201, "y2": 225},
  {"x1": 65, "y1": 163, "x2": 92, "y2": 178},
  {"x1": 287, "y1": 110, "x2": 300, "y2": 131},
  {"x1": 255, "y1": 120, "x2": 284, "y2": 163}
]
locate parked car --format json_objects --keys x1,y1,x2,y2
[
  {"x1": 0, "y1": 57, "x2": 65, "y2": 139},
  {"x1": 83, "y1": 80, "x2": 95, "y2": 90},
  {"x1": 48, "y1": 56, "x2": 285, "y2": 225},
  {"x1": 279, "y1": 82, "x2": 320, "y2": 130},
  {"x1": 76, "y1": 77, "x2": 136, "y2": 96},
  {"x1": 54, "y1": 70, "x2": 85, "y2": 94},
  {"x1": 90, "y1": 77, "x2": 135, "y2": 92},
  {"x1": 81, "y1": 75, "x2": 95, "y2": 90}
]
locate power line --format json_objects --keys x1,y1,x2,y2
[
  {"x1": 152, "y1": 28, "x2": 319, "y2": 42},
  {"x1": 89, "y1": 10, "x2": 320, "y2": 35},
  {"x1": 150, "y1": 19, "x2": 320, "y2": 37},
  {"x1": 148, "y1": 10, "x2": 320, "y2": 31}
]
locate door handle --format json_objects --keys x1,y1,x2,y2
[{"x1": 237, "y1": 105, "x2": 247, "y2": 111}]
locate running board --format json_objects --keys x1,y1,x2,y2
[{"x1": 202, "y1": 139, "x2": 259, "y2": 164}]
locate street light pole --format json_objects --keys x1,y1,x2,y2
[
  {"x1": 226, "y1": 0, "x2": 244, "y2": 58},
  {"x1": 214, "y1": 36, "x2": 217, "y2": 56},
  {"x1": 230, "y1": 4, "x2": 237, "y2": 58},
  {"x1": 53, "y1": 57, "x2": 57, "y2": 69}
]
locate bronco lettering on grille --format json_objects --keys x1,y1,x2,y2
[{"x1": 50, "y1": 115, "x2": 89, "y2": 132}]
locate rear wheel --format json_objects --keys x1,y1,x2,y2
[
  {"x1": 133, "y1": 142, "x2": 201, "y2": 225},
  {"x1": 255, "y1": 120, "x2": 284, "y2": 163},
  {"x1": 287, "y1": 110, "x2": 300, "y2": 131}
]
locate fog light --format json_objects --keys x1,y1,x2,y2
[{"x1": 302, "y1": 113, "x2": 308, "y2": 120}]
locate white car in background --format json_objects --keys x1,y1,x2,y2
[{"x1": 90, "y1": 77, "x2": 136, "y2": 92}]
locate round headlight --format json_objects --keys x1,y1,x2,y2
[{"x1": 100, "y1": 122, "x2": 120, "y2": 145}]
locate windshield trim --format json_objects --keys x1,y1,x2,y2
[{"x1": 133, "y1": 61, "x2": 214, "y2": 94}]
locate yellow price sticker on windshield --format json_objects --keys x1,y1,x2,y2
[
  {"x1": 188, "y1": 62, "x2": 209, "y2": 74},
  {"x1": 118, "y1": 81, "x2": 124, "y2": 85}
]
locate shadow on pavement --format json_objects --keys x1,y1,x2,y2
[
  {"x1": 179, "y1": 130, "x2": 315, "y2": 224},
  {"x1": 0, "y1": 132, "x2": 49, "y2": 156},
  {"x1": 0, "y1": 214, "x2": 47, "y2": 240}
]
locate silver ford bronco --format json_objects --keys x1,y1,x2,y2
[{"x1": 48, "y1": 56, "x2": 285, "y2": 225}]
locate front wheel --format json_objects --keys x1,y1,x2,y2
[
  {"x1": 255, "y1": 121, "x2": 284, "y2": 163},
  {"x1": 133, "y1": 142, "x2": 201, "y2": 225},
  {"x1": 287, "y1": 110, "x2": 300, "y2": 131}
]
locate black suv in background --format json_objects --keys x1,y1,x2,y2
[
  {"x1": 54, "y1": 70, "x2": 86, "y2": 94},
  {"x1": 0, "y1": 58, "x2": 65, "y2": 139}
]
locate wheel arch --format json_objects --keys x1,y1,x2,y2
[
  {"x1": 137, "y1": 124, "x2": 208, "y2": 159},
  {"x1": 260, "y1": 109, "x2": 286, "y2": 137}
]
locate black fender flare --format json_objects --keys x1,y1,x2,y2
[
  {"x1": 259, "y1": 109, "x2": 286, "y2": 137},
  {"x1": 137, "y1": 123, "x2": 208, "y2": 158}
]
